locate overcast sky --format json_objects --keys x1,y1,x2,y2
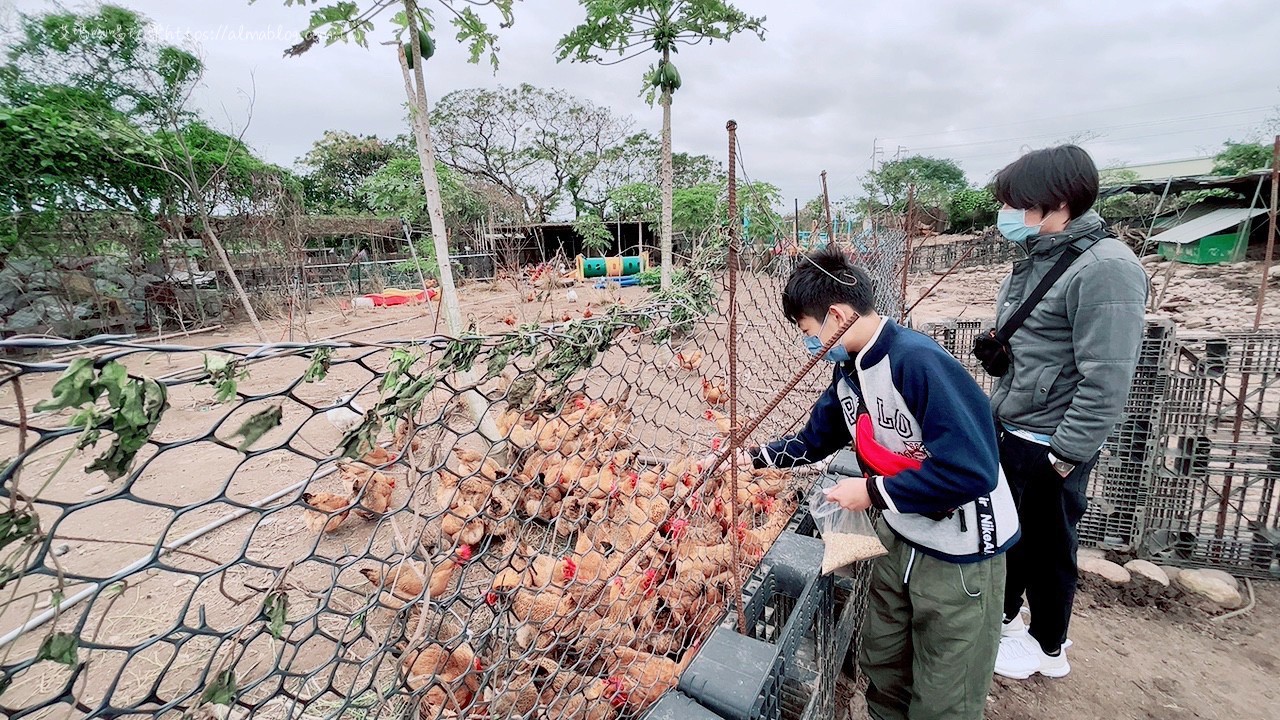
[{"x1": 6, "y1": 0, "x2": 1280, "y2": 210}]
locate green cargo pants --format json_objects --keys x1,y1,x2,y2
[{"x1": 859, "y1": 517, "x2": 1005, "y2": 720}]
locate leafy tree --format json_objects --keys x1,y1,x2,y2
[
  {"x1": 672, "y1": 151, "x2": 724, "y2": 188},
  {"x1": 0, "y1": 5, "x2": 201, "y2": 130},
  {"x1": 269, "y1": 0, "x2": 516, "y2": 446},
  {"x1": 2, "y1": 5, "x2": 287, "y2": 338},
  {"x1": 863, "y1": 155, "x2": 967, "y2": 210},
  {"x1": 358, "y1": 156, "x2": 484, "y2": 229},
  {"x1": 735, "y1": 181, "x2": 782, "y2": 246},
  {"x1": 558, "y1": 1, "x2": 766, "y2": 290},
  {"x1": 431, "y1": 84, "x2": 637, "y2": 221},
  {"x1": 672, "y1": 183, "x2": 722, "y2": 238},
  {"x1": 573, "y1": 212, "x2": 614, "y2": 256},
  {"x1": 299, "y1": 131, "x2": 407, "y2": 214},
  {"x1": 608, "y1": 182, "x2": 661, "y2": 223},
  {"x1": 946, "y1": 186, "x2": 999, "y2": 231},
  {"x1": 1212, "y1": 140, "x2": 1273, "y2": 176}
]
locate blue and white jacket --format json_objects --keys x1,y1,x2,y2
[{"x1": 753, "y1": 318, "x2": 1020, "y2": 564}]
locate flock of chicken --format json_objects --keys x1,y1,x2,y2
[{"x1": 301, "y1": 350, "x2": 796, "y2": 719}]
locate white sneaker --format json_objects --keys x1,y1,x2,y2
[
  {"x1": 1000, "y1": 606, "x2": 1073, "y2": 650},
  {"x1": 994, "y1": 636, "x2": 1070, "y2": 680},
  {"x1": 1001, "y1": 606, "x2": 1030, "y2": 639}
]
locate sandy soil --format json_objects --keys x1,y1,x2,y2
[{"x1": 907, "y1": 256, "x2": 1280, "y2": 330}]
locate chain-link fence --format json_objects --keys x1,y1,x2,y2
[{"x1": 0, "y1": 182, "x2": 916, "y2": 720}]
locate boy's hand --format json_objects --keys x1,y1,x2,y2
[
  {"x1": 824, "y1": 477, "x2": 872, "y2": 512},
  {"x1": 700, "y1": 448, "x2": 754, "y2": 475}
]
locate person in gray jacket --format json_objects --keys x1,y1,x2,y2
[{"x1": 984, "y1": 145, "x2": 1148, "y2": 680}]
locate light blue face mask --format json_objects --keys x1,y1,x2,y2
[
  {"x1": 803, "y1": 313, "x2": 852, "y2": 364},
  {"x1": 997, "y1": 208, "x2": 1044, "y2": 244}
]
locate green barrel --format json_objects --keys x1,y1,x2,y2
[
  {"x1": 621, "y1": 256, "x2": 643, "y2": 275},
  {"x1": 580, "y1": 257, "x2": 609, "y2": 278}
]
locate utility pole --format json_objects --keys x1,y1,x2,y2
[{"x1": 821, "y1": 170, "x2": 834, "y2": 241}]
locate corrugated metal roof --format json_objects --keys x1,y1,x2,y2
[{"x1": 1150, "y1": 207, "x2": 1267, "y2": 246}]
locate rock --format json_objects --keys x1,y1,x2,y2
[
  {"x1": 85, "y1": 485, "x2": 107, "y2": 496},
  {"x1": 1158, "y1": 565, "x2": 1182, "y2": 584},
  {"x1": 1124, "y1": 559, "x2": 1169, "y2": 587},
  {"x1": 1174, "y1": 568, "x2": 1242, "y2": 608},
  {"x1": 1078, "y1": 547, "x2": 1107, "y2": 562},
  {"x1": 1196, "y1": 568, "x2": 1239, "y2": 588},
  {"x1": 1079, "y1": 557, "x2": 1131, "y2": 585},
  {"x1": 53, "y1": 544, "x2": 71, "y2": 557}
]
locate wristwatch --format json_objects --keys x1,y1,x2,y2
[{"x1": 1047, "y1": 451, "x2": 1076, "y2": 478}]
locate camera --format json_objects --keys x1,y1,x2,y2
[{"x1": 971, "y1": 329, "x2": 1011, "y2": 377}]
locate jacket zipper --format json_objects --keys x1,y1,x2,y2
[{"x1": 958, "y1": 507, "x2": 968, "y2": 532}]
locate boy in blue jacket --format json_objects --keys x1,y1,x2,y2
[{"x1": 746, "y1": 246, "x2": 1020, "y2": 720}]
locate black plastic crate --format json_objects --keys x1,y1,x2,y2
[
  {"x1": 678, "y1": 532, "x2": 833, "y2": 720},
  {"x1": 644, "y1": 690, "x2": 729, "y2": 719}
]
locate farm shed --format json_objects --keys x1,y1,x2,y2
[{"x1": 1152, "y1": 206, "x2": 1267, "y2": 264}]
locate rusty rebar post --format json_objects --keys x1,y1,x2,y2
[
  {"x1": 1222, "y1": 137, "x2": 1280, "y2": 538},
  {"x1": 901, "y1": 185, "x2": 916, "y2": 319},
  {"x1": 1253, "y1": 135, "x2": 1280, "y2": 331},
  {"x1": 726, "y1": 118, "x2": 746, "y2": 635},
  {"x1": 821, "y1": 170, "x2": 834, "y2": 241}
]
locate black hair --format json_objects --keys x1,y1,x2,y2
[
  {"x1": 992, "y1": 144, "x2": 1099, "y2": 219},
  {"x1": 781, "y1": 245, "x2": 875, "y2": 323}
]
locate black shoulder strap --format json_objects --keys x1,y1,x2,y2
[{"x1": 996, "y1": 226, "x2": 1109, "y2": 343}]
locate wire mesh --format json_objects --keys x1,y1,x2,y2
[
  {"x1": 1142, "y1": 330, "x2": 1280, "y2": 577},
  {"x1": 0, "y1": 212, "x2": 907, "y2": 718}
]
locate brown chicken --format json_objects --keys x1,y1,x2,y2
[
  {"x1": 486, "y1": 570, "x2": 578, "y2": 626},
  {"x1": 301, "y1": 491, "x2": 351, "y2": 533},
  {"x1": 360, "y1": 546, "x2": 472, "y2": 603},
  {"x1": 392, "y1": 422, "x2": 423, "y2": 454},
  {"x1": 703, "y1": 408, "x2": 732, "y2": 435},
  {"x1": 342, "y1": 462, "x2": 395, "y2": 519},
  {"x1": 441, "y1": 503, "x2": 485, "y2": 546},
  {"x1": 701, "y1": 377, "x2": 728, "y2": 406},
  {"x1": 542, "y1": 673, "x2": 625, "y2": 720},
  {"x1": 675, "y1": 349, "x2": 705, "y2": 371},
  {"x1": 360, "y1": 444, "x2": 395, "y2": 466},
  {"x1": 604, "y1": 645, "x2": 693, "y2": 710},
  {"x1": 400, "y1": 642, "x2": 481, "y2": 713}
]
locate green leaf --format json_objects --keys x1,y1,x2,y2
[
  {"x1": 36, "y1": 632, "x2": 78, "y2": 666},
  {"x1": 0, "y1": 510, "x2": 39, "y2": 555},
  {"x1": 199, "y1": 668, "x2": 237, "y2": 707},
  {"x1": 232, "y1": 406, "x2": 283, "y2": 453},
  {"x1": 34, "y1": 358, "x2": 98, "y2": 413},
  {"x1": 302, "y1": 348, "x2": 334, "y2": 383},
  {"x1": 437, "y1": 336, "x2": 483, "y2": 374},
  {"x1": 263, "y1": 590, "x2": 288, "y2": 639}
]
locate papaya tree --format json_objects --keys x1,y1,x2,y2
[
  {"x1": 557, "y1": 0, "x2": 765, "y2": 290},
  {"x1": 262, "y1": 0, "x2": 515, "y2": 445}
]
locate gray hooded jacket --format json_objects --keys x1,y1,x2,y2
[{"x1": 990, "y1": 210, "x2": 1149, "y2": 464}]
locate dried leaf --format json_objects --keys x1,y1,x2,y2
[{"x1": 232, "y1": 406, "x2": 283, "y2": 452}]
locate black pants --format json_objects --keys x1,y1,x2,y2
[{"x1": 998, "y1": 430, "x2": 1097, "y2": 654}]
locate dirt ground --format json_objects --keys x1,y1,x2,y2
[
  {"x1": 3, "y1": 262, "x2": 1278, "y2": 719},
  {"x1": 908, "y1": 256, "x2": 1280, "y2": 330},
  {"x1": 836, "y1": 578, "x2": 1280, "y2": 720},
  {"x1": 984, "y1": 581, "x2": 1279, "y2": 720}
]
